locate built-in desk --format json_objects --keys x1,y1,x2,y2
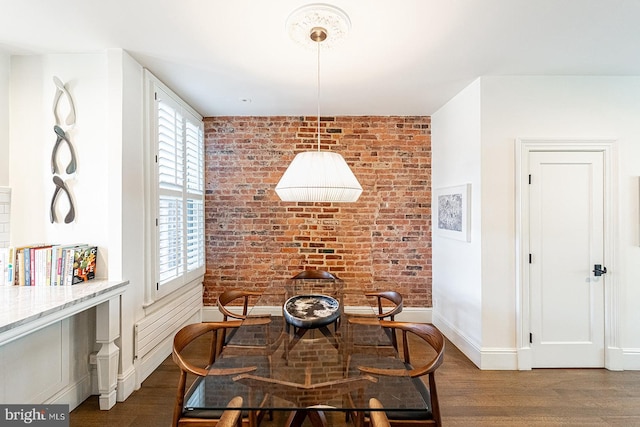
[{"x1": 0, "y1": 279, "x2": 128, "y2": 409}]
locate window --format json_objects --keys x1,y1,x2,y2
[{"x1": 145, "y1": 71, "x2": 204, "y2": 302}]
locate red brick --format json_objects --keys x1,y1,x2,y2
[{"x1": 204, "y1": 116, "x2": 432, "y2": 307}]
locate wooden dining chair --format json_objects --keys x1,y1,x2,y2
[
  {"x1": 291, "y1": 269, "x2": 340, "y2": 280},
  {"x1": 366, "y1": 291, "x2": 403, "y2": 321},
  {"x1": 345, "y1": 291, "x2": 404, "y2": 355},
  {"x1": 369, "y1": 398, "x2": 391, "y2": 427},
  {"x1": 346, "y1": 320, "x2": 445, "y2": 427},
  {"x1": 289, "y1": 269, "x2": 342, "y2": 302},
  {"x1": 172, "y1": 321, "x2": 270, "y2": 427},
  {"x1": 286, "y1": 269, "x2": 342, "y2": 356},
  {"x1": 217, "y1": 396, "x2": 244, "y2": 427},
  {"x1": 217, "y1": 289, "x2": 263, "y2": 321},
  {"x1": 216, "y1": 289, "x2": 268, "y2": 353},
  {"x1": 365, "y1": 290, "x2": 403, "y2": 350}
]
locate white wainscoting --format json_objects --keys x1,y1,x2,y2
[
  {"x1": 134, "y1": 283, "x2": 203, "y2": 387},
  {"x1": 1, "y1": 321, "x2": 68, "y2": 404},
  {"x1": 0, "y1": 311, "x2": 95, "y2": 410}
]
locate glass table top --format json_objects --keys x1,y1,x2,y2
[{"x1": 183, "y1": 280, "x2": 430, "y2": 416}]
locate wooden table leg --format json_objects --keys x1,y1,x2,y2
[
  {"x1": 288, "y1": 322, "x2": 339, "y2": 353},
  {"x1": 318, "y1": 326, "x2": 339, "y2": 350},
  {"x1": 286, "y1": 410, "x2": 306, "y2": 427},
  {"x1": 285, "y1": 410, "x2": 328, "y2": 427},
  {"x1": 308, "y1": 411, "x2": 328, "y2": 427},
  {"x1": 287, "y1": 327, "x2": 310, "y2": 351}
]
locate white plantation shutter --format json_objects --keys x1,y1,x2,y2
[
  {"x1": 158, "y1": 101, "x2": 184, "y2": 190},
  {"x1": 158, "y1": 195, "x2": 184, "y2": 283},
  {"x1": 152, "y1": 82, "x2": 204, "y2": 297},
  {"x1": 186, "y1": 198, "x2": 204, "y2": 270},
  {"x1": 185, "y1": 120, "x2": 203, "y2": 193},
  {"x1": 185, "y1": 117, "x2": 205, "y2": 273}
]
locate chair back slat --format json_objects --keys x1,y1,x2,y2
[
  {"x1": 369, "y1": 398, "x2": 391, "y2": 427},
  {"x1": 291, "y1": 269, "x2": 339, "y2": 280}
]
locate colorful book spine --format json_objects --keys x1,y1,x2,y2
[
  {"x1": 49, "y1": 246, "x2": 59, "y2": 286},
  {"x1": 63, "y1": 247, "x2": 83, "y2": 286},
  {"x1": 45, "y1": 247, "x2": 52, "y2": 286},
  {"x1": 7, "y1": 247, "x2": 14, "y2": 284},
  {"x1": 17, "y1": 249, "x2": 25, "y2": 286},
  {"x1": 24, "y1": 247, "x2": 30, "y2": 286},
  {"x1": 72, "y1": 246, "x2": 97, "y2": 284}
]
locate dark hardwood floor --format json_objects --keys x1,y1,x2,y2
[{"x1": 70, "y1": 333, "x2": 640, "y2": 426}]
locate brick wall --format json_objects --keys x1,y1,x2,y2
[{"x1": 203, "y1": 116, "x2": 431, "y2": 307}]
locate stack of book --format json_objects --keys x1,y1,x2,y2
[{"x1": 1, "y1": 244, "x2": 97, "y2": 286}]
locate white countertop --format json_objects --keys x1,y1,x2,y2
[{"x1": 0, "y1": 279, "x2": 129, "y2": 344}]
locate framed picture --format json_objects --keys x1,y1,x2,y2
[{"x1": 434, "y1": 184, "x2": 471, "y2": 242}]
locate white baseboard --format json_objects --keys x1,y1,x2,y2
[
  {"x1": 517, "y1": 347, "x2": 532, "y2": 370},
  {"x1": 432, "y1": 311, "x2": 640, "y2": 371},
  {"x1": 623, "y1": 348, "x2": 640, "y2": 370},
  {"x1": 478, "y1": 347, "x2": 519, "y2": 370},
  {"x1": 203, "y1": 305, "x2": 223, "y2": 321},
  {"x1": 432, "y1": 310, "x2": 482, "y2": 368},
  {"x1": 433, "y1": 311, "x2": 522, "y2": 370},
  {"x1": 48, "y1": 372, "x2": 92, "y2": 411},
  {"x1": 117, "y1": 365, "x2": 137, "y2": 402},
  {"x1": 395, "y1": 307, "x2": 432, "y2": 323}
]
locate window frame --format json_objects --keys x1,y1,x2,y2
[{"x1": 144, "y1": 70, "x2": 205, "y2": 304}]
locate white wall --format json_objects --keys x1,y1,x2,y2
[
  {"x1": 432, "y1": 75, "x2": 640, "y2": 369},
  {"x1": 481, "y1": 76, "x2": 640, "y2": 369},
  {"x1": 7, "y1": 53, "x2": 110, "y2": 407},
  {"x1": 431, "y1": 79, "x2": 483, "y2": 366},
  {"x1": 0, "y1": 52, "x2": 9, "y2": 186},
  {"x1": 105, "y1": 49, "x2": 145, "y2": 399},
  {"x1": 6, "y1": 50, "x2": 147, "y2": 407},
  {"x1": 9, "y1": 54, "x2": 110, "y2": 265}
]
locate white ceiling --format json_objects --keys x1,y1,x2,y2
[{"x1": 3, "y1": 0, "x2": 640, "y2": 117}]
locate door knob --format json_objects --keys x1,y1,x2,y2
[{"x1": 593, "y1": 264, "x2": 607, "y2": 277}]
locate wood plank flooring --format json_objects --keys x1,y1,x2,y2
[{"x1": 70, "y1": 334, "x2": 640, "y2": 426}]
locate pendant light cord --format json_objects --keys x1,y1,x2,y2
[{"x1": 316, "y1": 37, "x2": 321, "y2": 152}]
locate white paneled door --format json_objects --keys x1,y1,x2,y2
[{"x1": 529, "y1": 151, "x2": 605, "y2": 367}]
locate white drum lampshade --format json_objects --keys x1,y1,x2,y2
[{"x1": 275, "y1": 151, "x2": 362, "y2": 202}]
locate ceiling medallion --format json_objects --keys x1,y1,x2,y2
[
  {"x1": 285, "y1": 3, "x2": 351, "y2": 50},
  {"x1": 276, "y1": 3, "x2": 362, "y2": 203}
]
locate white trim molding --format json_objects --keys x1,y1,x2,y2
[
  {"x1": 623, "y1": 349, "x2": 640, "y2": 370},
  {"x1": 515, "y1": 138, "x2": 621, "y2": 370},
  {"x1": 116, "y1": 365, "x2": 137, "y2": 402},
  {"x1": 432, "y1": 310, "x2": 481, "y2": 368}
]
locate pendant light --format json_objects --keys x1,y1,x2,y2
[{"x1": 276, "y1": 5, "x2": 362, "y2": 203}]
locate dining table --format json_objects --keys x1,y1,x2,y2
[{"x1": 181, "y1": 278, "x2": 430, "y2": 427}]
